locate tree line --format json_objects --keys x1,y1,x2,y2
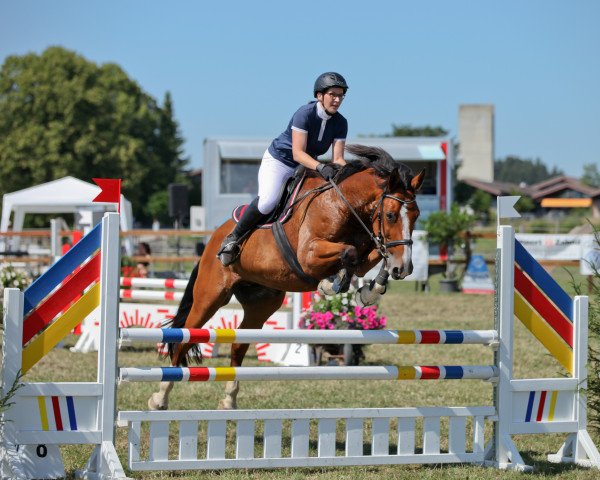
[{"x1": 0, "y1": 46, "x2": 189, "y2": 226}]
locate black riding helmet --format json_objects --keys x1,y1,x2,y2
[{"x1": 313, "y1": 72, "x2": 349, "y2": 98}]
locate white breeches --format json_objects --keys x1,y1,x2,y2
[{"x1": 257, "y1": 150, "x2": 296, "y2": 214}]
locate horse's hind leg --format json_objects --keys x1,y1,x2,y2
[
  {"x1": 148, "y1": 262, "x2": 234, "y2": 411},
  {"x1": 218, "y1": 284, "x2": 285, "y2": 410}
]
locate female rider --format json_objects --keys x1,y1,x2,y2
[{"x1": 218, "y1": 72, "x2": 349, "y2": 266}]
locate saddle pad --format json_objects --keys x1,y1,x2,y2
[{"x1": 231, "y1": 173, "x2": 306, "y2": 229}]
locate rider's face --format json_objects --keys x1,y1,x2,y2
[{"x1": 317, "y1": 87, "x2": 345, "y2": 114}]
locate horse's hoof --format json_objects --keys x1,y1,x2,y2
[
  {"x1": 218, "y1": 398, "x2": 237, "y2": 410},
  {"x1": 148, "y1": 393, "x2": 168, "y2": 411},
  {"x1": 317, "y1": 279, "x2": 336, "y2": 296}
]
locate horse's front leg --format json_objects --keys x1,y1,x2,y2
[
  {"x1": 218, "y1": 342, "x2": 249, "y2": 410},
  {"x1": 300, "y1": 240, "x2": 359, "y2": 295}
]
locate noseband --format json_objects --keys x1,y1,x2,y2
[{"x1": 371, "y1": 193, "x2": 416, "y2": 251}]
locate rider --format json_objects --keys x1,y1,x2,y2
[{"x1": 218, "y1": 72, "x2": 349, "y2": 266}]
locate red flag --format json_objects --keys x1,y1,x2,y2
[{"x1": 92, "y1": 178, "x2": 122, "y2": 213}]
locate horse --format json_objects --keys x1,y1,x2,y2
[{"x1": 148, "y1": 144, "x2": 425, "y2": 410}]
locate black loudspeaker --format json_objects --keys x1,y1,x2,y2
[{"x1": 168, "y1": 184, "x2": 189, "y2": 219}]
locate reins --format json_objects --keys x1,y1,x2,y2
[{"x1": 279, "y1": 169, "x2": 415, "y2": 263}]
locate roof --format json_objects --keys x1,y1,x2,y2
[
  {"x1": 1, "y1": 176, "x2": 133, "y2": 232},
  {"x1": 207, "y1": 136, "x2": 450, "y2": 162},
  {"x1": 461, "y1": 175, "x2": 600, "y2": 202},
  {"x1": 527, "y1": 176, "x2": 600, "y2": 200},
  {"x1": 460, "y1": 178, "x2": 522, "y2": 196}
]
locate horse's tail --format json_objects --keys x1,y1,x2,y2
[{"x1": 164, "y1": 261, "x2": 202, "y2": 366}]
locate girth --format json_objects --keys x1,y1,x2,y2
[{"x1": 272, "y1": 221, "x2": 319, "y2": 287}]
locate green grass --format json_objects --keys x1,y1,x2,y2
[{"x1": 10, "y1": 279, "x2": 599, "y2": 479}]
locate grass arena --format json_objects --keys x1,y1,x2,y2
[{"x1": 1, "y1": 213, "x2": 600, "y2": 479}]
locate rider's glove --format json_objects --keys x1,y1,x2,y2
[{"x1": 316, "y1": 163, "x2": 340, "y2": 181}]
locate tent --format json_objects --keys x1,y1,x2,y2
[{"x1": 1, "y1": 176, "x2": 133, "y2": 252}]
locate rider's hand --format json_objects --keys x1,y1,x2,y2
[{"x1": 316, "y1": 163, "x2": 340, "y2": 181}]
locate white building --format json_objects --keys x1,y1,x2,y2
[{"x1": 201, "y1": 137, "x2": 454, "y2": 230}]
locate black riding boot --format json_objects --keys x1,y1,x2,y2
[{"x1": 218, "y1": 197, "x2": 267, "y2": 266}]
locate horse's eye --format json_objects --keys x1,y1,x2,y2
[{"x1": 385, "y1": 212, "x2": 396, "y2": 222}]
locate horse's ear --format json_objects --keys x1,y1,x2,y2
[
  {"x1": 411, "y1": 169, "x2": 426, "y2": 192},
  {"x1": 389, "y1": 168, "x2": 401, "y2": 190}
]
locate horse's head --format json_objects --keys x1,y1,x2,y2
[
  {"x1": 378, "y1": 165, "x2": 425, "y2": 279},
  {"x1": 346, "y1": 145, "x2": 425, "y2": 280}
]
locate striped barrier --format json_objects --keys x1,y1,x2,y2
[
  {"x1": 2, "y1": 209, "x2": 600, "y2": 478},
  {"x1": 119, "y1": 365, "x2": 498, "y2": 383},
  {"x1": 120, "y1": 327, "x2": 499, "y2": 345},
  {"x1": 73, "y1": 280, "x2": 301, "y2": 365}
]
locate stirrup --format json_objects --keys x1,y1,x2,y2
[{"x1": 217, "y1": 238, "x2": 241, "y2": 266}]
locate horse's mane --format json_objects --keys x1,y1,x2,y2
[{"x1": 307, "y1": 144, "x2": 415, "y2": 189}]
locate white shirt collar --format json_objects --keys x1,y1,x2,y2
[{"x1": 316, "y1": 101, "x2": 331, "y2": 120}]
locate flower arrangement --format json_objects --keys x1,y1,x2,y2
[
  {"x1": 300, "y1": 289, "x2": 387, "y2": 331},
  {"x1": 0, "y1": 265, "x2": 31, "y2": 291}
]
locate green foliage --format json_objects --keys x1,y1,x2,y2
[
  {"x1": 0, "y1": 47, "x2": 188, "y2": 224},
  {"x1": 515, "y1": 195, "x2": 536, "y2": 213},
  {"x1": 454, "y1": 181, "x2": 475, "y2": 205},
  {"x1": 422, "y1": 204, "x2": 475, "y2": 247},
  {"x1": 422, "y1": 204, "x2": 475, "y2": 279},
  {"x1": 146, "y1": 189, "x2": 171, "y2": 225},
  {"x1": 469, "y1": 190, "x2": 492, "y2": 220},
  {"x1": 579, "y1": 220, "x2": 600, "y2": 431},
  {"x1": 0, "y1": 370, "x2": 23, "y2": 425},
  {"x1": 0, "y1": 265, "x2": 31, "y2": 290},
  {"x1": 494, "y1": 155, "x2": 563, "y2": 185},
  {"x1": 582, "y1": 163, "x2": 600, "y2": 188},
  {"x1": 387, "y1": 124, "x2": 448, "y2": 137}
]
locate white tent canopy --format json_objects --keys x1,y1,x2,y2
[{"x1": 1, "y1": 176, "x2": 133, "y2": 251}]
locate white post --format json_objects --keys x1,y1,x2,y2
[
  {"x1": 50, "y1": 218, "x2": 61, "y2": 262},
  {"x1": 82, "y1": 212, "x2": 128, "y2": 478},
  {"x1": 491, "y1": 225, "x2": 530, "y2": 470},
  {"x1": 1, "y1": 288, "x2": 25, "y2": 445}
]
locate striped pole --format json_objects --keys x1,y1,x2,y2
[
  {"x1": 119, "y1": 289, "x2": 184, "y2": 302},
  {"x1": 119, "y1": 365, "x2": 498, "y2": 382},
  {"x1": 120, "y1": 277, "x2": 188, "y2": 289},
  {"x1": 120, "y1": 328, "x2": 499, "y2": 345}
]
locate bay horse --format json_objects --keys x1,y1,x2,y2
[{"x1": 149, "y1": 144, "x2": 425, "y2": 410}]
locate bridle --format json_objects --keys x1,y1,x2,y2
[
  {"x1": 328, "y1": 179, "x2": 416, "y2": 261},
  {"x1": 371, "y1": 191, "x2": 416, "y2": 249}
]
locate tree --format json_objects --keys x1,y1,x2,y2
[
  {"x1": 582, "y1": 163, "x2": 600, "y2": 188},
  {"x1": 0, "y1": 47, "x2": 189, "y2": 224},
  {"x1": 469, "y1": 190, "x2": 492, "y2": 221},
  {"x1": 422, "y1": 204, "x2": 475, "y2": 280},
  {"x1": 494, "y1": 156, "x2": 563, "y2": 185},
  {"x1": 387, "y1": 124, "x2": 448, "y2": 137}
]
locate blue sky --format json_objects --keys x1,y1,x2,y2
[{"x1": 1, "y1": 1, "x2": 599, "y2": 177}]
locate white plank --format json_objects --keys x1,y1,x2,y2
[
  {"x1": 372, "y1": 418, "x2": 390, "y2": 456},
  {"x1": 397, "y1": 418, "x2": 415, "y2": 455},
  {"x1": 179, "y1": 420, "x2": 198, "y2": 460},
  {"x1": 449, "y1": 416, "x2": 466, "y2": 454},
  {"x1": 207, "y1": 420, "x2": 227, "y2": 459},
  {"x1": 473, "y1": 415, "x2": 485, "y2": 454},
  {"x1": 263, "y1": 419, "x2": 283, "y2": 459},
  {"x1": 291, "y1": 419, "x2": 310, "y2": 458},
  {"x1": 345, "y1": 418, "x2": 363, "y2": 457},
  {"x1": 149, "y1": 421, "x2": 169, "y2": 461},
  {"x1": 318, "y1": 418, "x2": 337, "y2": 458},
  {"x1": 423, "y1": 417, "x2": 441, "y2": 455},
  {"x1": 129, "y1": 421, "x2": 141, "y2": 463},
  {"x1": 236, "y1": 420, "x2": 255, "y2": 459}
]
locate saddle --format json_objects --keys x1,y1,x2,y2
[
  {"x1": 230, "y1": 165, "x2": 319, "y2": 286},
  {"x1": 231, "y1": 166, "x2": 307, "y2": 228}
]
